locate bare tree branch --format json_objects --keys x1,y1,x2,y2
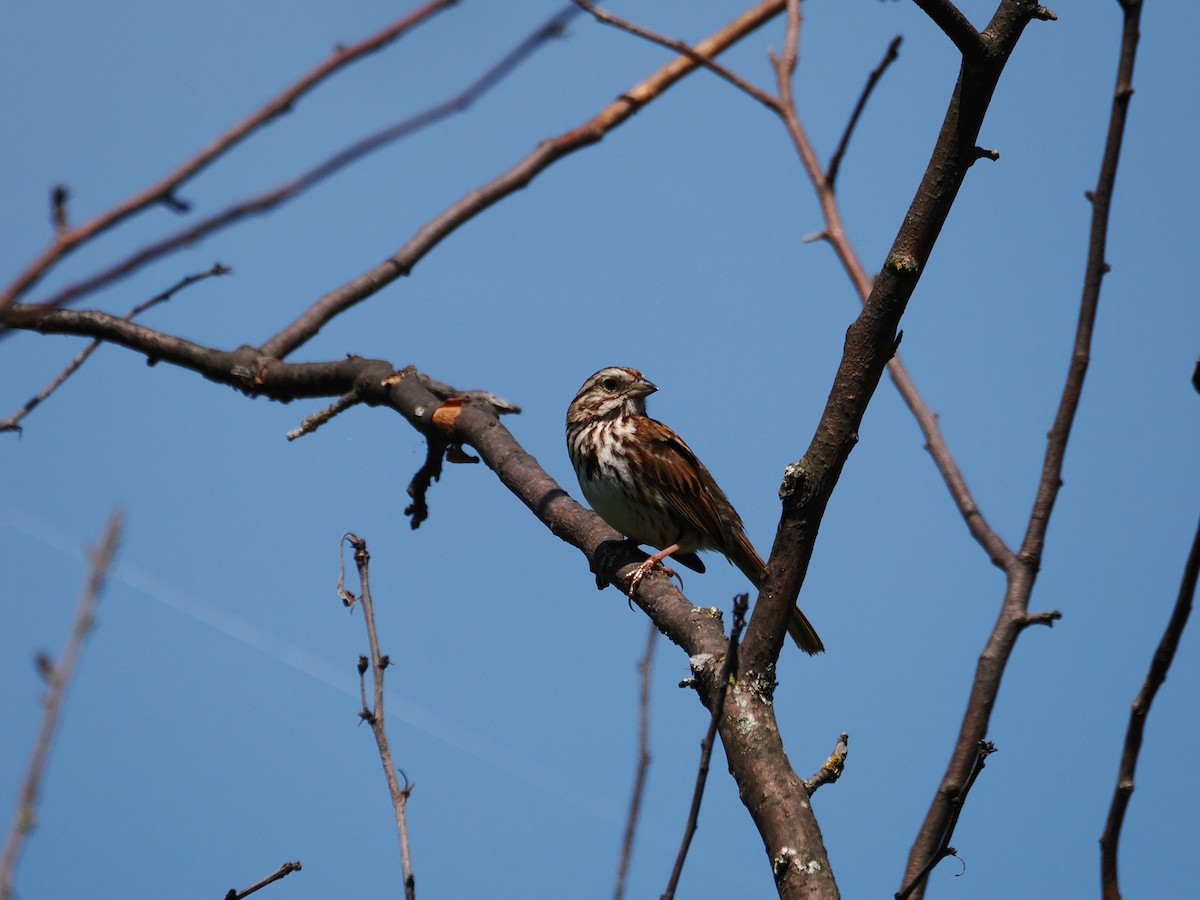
[
  {"x1": 613, "y1": 623, "x2": 658, "y2": 900},
  {"x1": 804, "y1": 733, "x2": 850, "y2": 795},
  {"x1": 896, "y1": 741, "x2": 996, "y2": 898},
  {"x1": 0, "y1": 511, "x2": 123, "y2": 900},
  {"x1": 257, "y1": 0, "x2": 788, "y2": 360},
  {"x1": 0, "y1": 1, "x2": 457, "y2": 310},
  {"x1": 1, "y1": 264, "x2": 229, "y2": 434},
  {"x1": 663, "y1": 595, "x2": 749, "y2": 900},
  {"x1": 572, "y1": 0, "x2": 778, "y2": 108},
  {"x1": 827, "y1": 36, "x2": 902, "y2": 190},
  {"x1": 902, "y1": 2, "x2": 1140, "y2": 893},
  {"x1": 342, "y1": 534, "x2": 416, "y2": 900},
  {"x1": 911, "y1": 0, "x2": 986, "y2": 57},
  {"x1": 1100, "y1": 514, "x2": 1198, "y2": 899},
  {"x1": 222, "y1": 860, "x2": 302, "y2": 900},
  {"x1": 28, "y1": 5, "x2": 580, "y2": 314}
]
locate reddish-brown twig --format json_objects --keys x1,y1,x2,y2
[
  {"x1": 0, "y1": 1, "x2": 456, "y2": 310},
  {"x1": 30, "y1": 5, "x2": 580, "y2": 314},
  {"x1": 257, "y1": 0, "x2": 788, "y2": 359},
  {"x1": 0, "y1": 511, "x2": 123, "y2": 900}
]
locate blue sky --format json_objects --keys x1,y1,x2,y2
[{"x1": 2, "y1": 2, "x2": 1197, "y2": 897}]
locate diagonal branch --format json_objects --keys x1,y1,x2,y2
[
  {"x1": 1100, "y1": 514, "x2": 1198, "y2": 899},
  {"x1": 911, "y1": 0, "x2": 986, "y2": 58},
  {"x1": 258, "y1": 0, "x2": 788, "y2": 359},
  {"x1": 1, "y1": 264, "x2": 230, "y2": 433},
  {"x1": 223, "y1": 861, "x2": 303, "y2": 900},
  {"x1": 0, "y1": 511, "x2": 123, "y2": 900},
  {"x1": 29, "y1": 5, "x2": 580, "y2": 314},
  {"x1": 826, "y1": 35, "x2": 902, "y2": 189},
  {"x1": 0, "y1": 0, "x2": 456, "y2": 310}
]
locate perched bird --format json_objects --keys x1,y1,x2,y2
[{"x1": 566, "y1": 366, "x2": 824, "y2": 654}]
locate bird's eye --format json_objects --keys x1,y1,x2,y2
[{"x1": 601, "y1": 377, "x2": 619, "y2": 392}]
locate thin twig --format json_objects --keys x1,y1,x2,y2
[
  {"x1": 342, "y1": 534, "x2": 416, "y2": 899},
  {"x1": 286, "y1": 389, "x2": 364, "y2": 441},
  {"x1": 257, "y1": 0, "x2": 788, "y2": 359},
  {"x1": 1100, "y1": 514, "x2": 1199, "y2": 899},
  {"x1": 50, "y1": 185, "x2": 69, "y2": 234},
  {"x1": 614, "y1": 622, "x2": 658, "y2": 900},
  {"x1": 30, "y1": 4, "x2": 580, "y2": 313},
  {"x1": 1, "y1": 264, "x2": 230, "y2": 434},
  {"x1": 0, "y1": 1, "x2": 456, "y2": 310},
  {"x1": 895, "y1": 741, "x2": 996, "y2": 899},
  {"x1": 804, "y1": 732, "x2": 850, "y2": 794},
  {"x1": 0, "y1": 511, "x2": 123, "y2": 900},
  {"x1": 827, "y1": 36, "x2": 902, "y2": 189},
  {"x1": 222, "y1": 860, "x2": 302, "y2": 900},
  {"x1": 662, "y1": 595, "x2": 749, "y2": 900},
  {"x1": 573, "y1": 0, "x2": 778, "y2": 108}
]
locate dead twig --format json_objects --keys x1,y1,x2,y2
[
  {"x1": 0, "y1": 2, "x2": 456, "y2": 310},
  {"x1": 30, "y1": 5, "x2": 580, "y2": 314},
  {"x1": 222, "y1": 860, "x2": 302, "y2": 900},
  {"x1": 1100, "y1": 515, "x2": 1199, "y2": 899},
  {"x1": 804, "y1": 732, "x2": 850, "y2": 794},
  {"x1": 0, "y1": 511, "x2": 123, "y2": 900},
  {"x1": 895, "y1": 741, "x2": 996, "y2": 899},
  {"x1": 614, "y1": 622, "x2": 658, "y2": 900},
  {"x1": 662, "y1": 595, "x2": 749, "y2": 900},
  {"x1": 1, "y1": 264, "x2": 229, "y2": 434},
  {"x1": 341, "y1": 534, "x2": 416, "y2": 900}
]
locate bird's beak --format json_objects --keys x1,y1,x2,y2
[{"x1": 628, "y1": 376, "x2": 658, "y2": 398}]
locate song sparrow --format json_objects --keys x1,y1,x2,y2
[{"x1": 566, "y1": 366, "x2": 824, "y2": 655}]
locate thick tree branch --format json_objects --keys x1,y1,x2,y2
[
  {"x1": 744, "y1": 0, "x2": 1050, "y2": 669},
  {"x1": 0, "y1": 1, "x2": 456, "y2": 309}
]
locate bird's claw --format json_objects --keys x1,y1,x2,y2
[{"x1": 625, "y1": 558, "x2": 682, "y2": 607}]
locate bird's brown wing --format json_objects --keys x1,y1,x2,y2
[{"x1": 635, "y1": 416, "x2": 736, "y2": 550}]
